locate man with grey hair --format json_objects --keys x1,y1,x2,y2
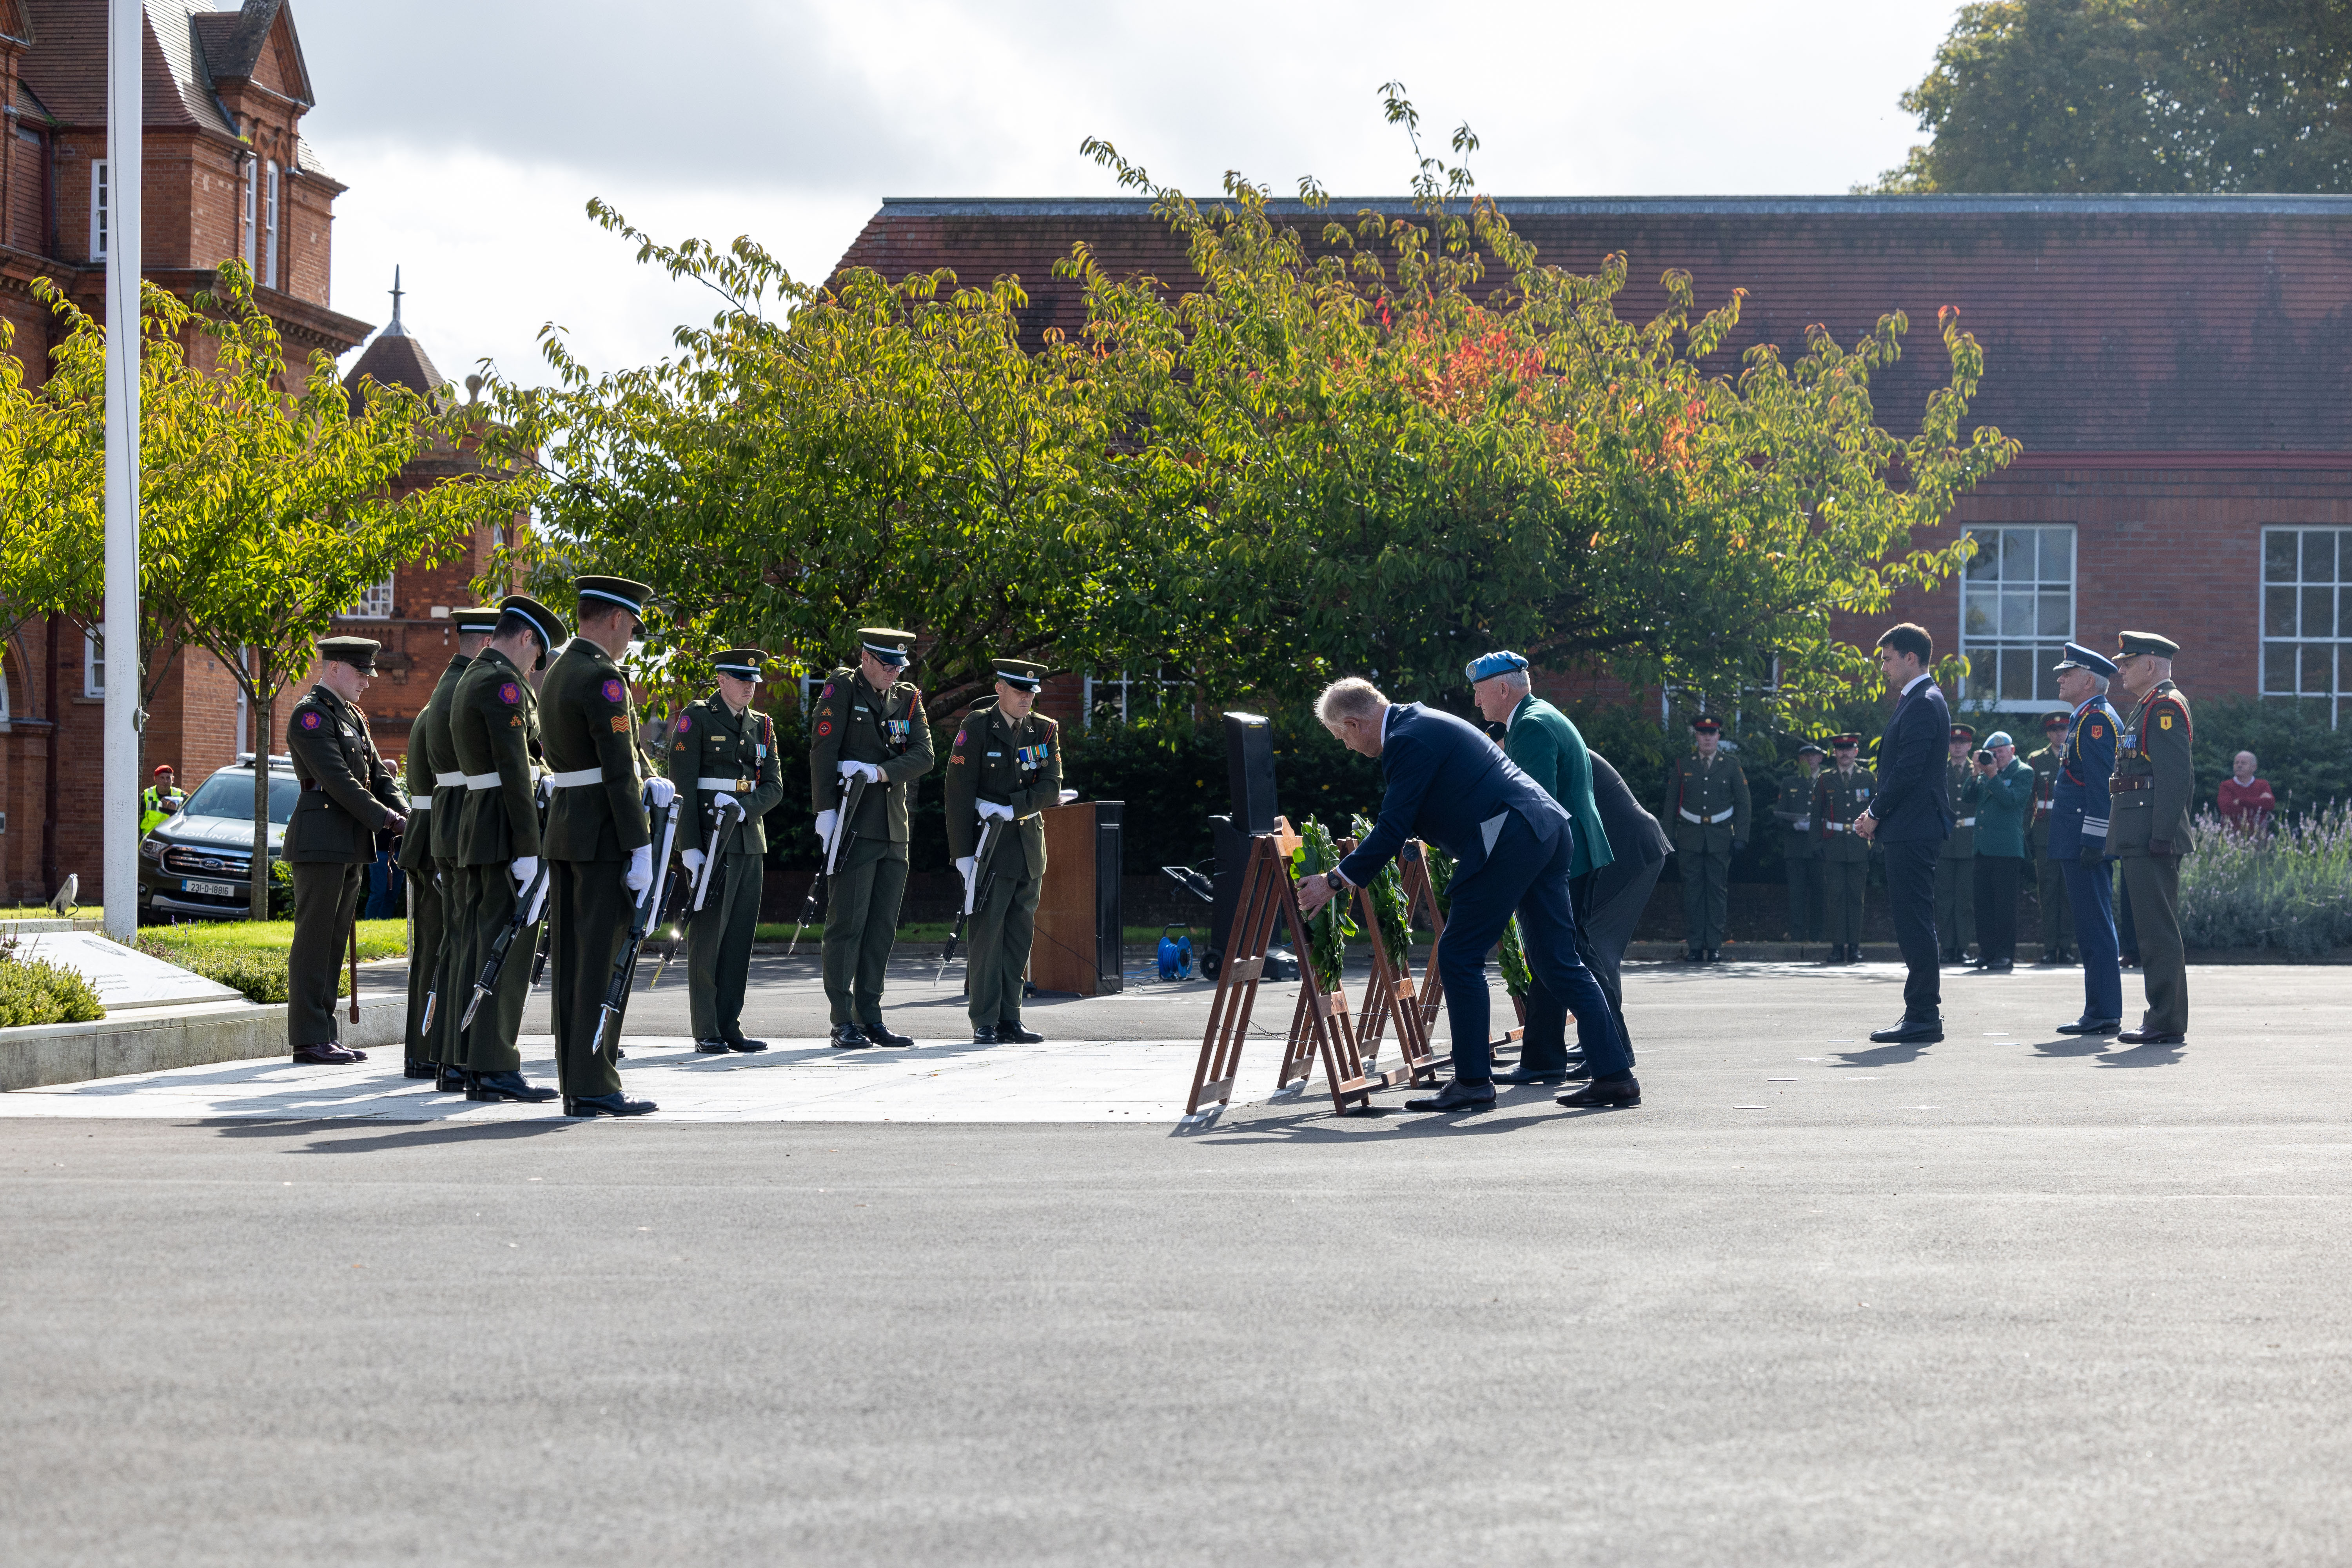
[{"x1": 1300, "y1": 676, "x2": 1637, "y2": 1112}]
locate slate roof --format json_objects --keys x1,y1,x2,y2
[
  {"x1": 343, "y1": 320, "x2": 447, "y2": 411},
  {"x1": 189, "y1": 0, "x2": 309, "y2": 105},
  {"x1": 834, "y1": 194, "x2": 2352, "y2": 456},
  {"x1": 19, "y1": 0, "x2": 299, "y2": 135}
]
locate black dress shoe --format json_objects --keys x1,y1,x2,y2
[
  {"x1": 1556, "y1": 1073, "x2": 1641, "y2": 1108},
  {"x1": 726, "y1": 1036, "x2": 769, "y2": 1053},
  {"x1": 1684, "y1": 949, "x2": 1705, "y2": 963},
  {"x1": 2117, "y1": 1027, "x2": 2185, "y2": 1045},
  {"x1": 1496, "y1": 1066, "x2": 1568, "y2": 1085},
  {"x1": 970, "y1": 1025, "x2": 999, "y2": 1045},
  {"x1": 291, "y1": 1044, "x2": 361, "y2": 1065},
  {"x1": 830, "y1": 1023, "x2": 873, "y2": 1049},
  {"x1": 564, "y1": 1093, "x2": 657, "y2": 1117},
  {"x1": 994, "y1": 1022, "x2": 1044, "y2": 1044},
  {"x1": 694, "y1": 1038, "x2": 732, "y2": 1054},
  {"x1": 466, "y1": 1070, "x2": 560, "y2": 1103},
  {"x1": 403, "y1": 1059, "x2": 436, "y2": 1080},
  {"x1": 1868, "y1": 1016, "x2": 1945, "y2": 1043},
  {"x1": 1981, "y1": 960, "x2": 2014, "y2": 974},
  {"x1": 862, "y1": 1023, "x2": 915, "y2": 1049},
  {"x1": 1404, "y1": 1080, "x2": 1495, "y2": 1111},
  {"x1": 2054, "y1": 1018, "x2": 2122, "y2": 1036},
  {"x1": 436, "y1": 1066, "x2": 467, "y2": 1093}
]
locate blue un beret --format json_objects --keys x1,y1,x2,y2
[
  {"x1": 2052, "y1": 641, "x2": 2118, "y2": 679},
  {"x1": 1465, "y1": 650, "x2": 1530, "y2": 684}
]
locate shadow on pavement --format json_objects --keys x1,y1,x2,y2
[
  {"x1": 203, "y1": 1118, "x2": 575, "y2": 1151},
  {"x1": 1831, "y1": 1040, "x2": 1937, "y2": 1069},
  {"x1": 2096, "y1": 1042, "x2": 2186, "y2": 1069}
]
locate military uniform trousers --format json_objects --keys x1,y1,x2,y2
[
  {"x1": 1785, "y1": 856, "x2": 1823, "y2": 942},
  {"x1": 547, "y1": 859, "x2": 632, "y2": 1102},
  {"x1": 687, "y1": 851, "x2": 764, "y2": 1043},
  {"x1": 2036, "y1": 850, "x2": 2074, "y2": 959},
  {"x1": 289, "y1": 862, "x2": 364, "y2": 1046},
  {"x1": 1935, "y1": 856, "x2": 1976, "y2": 960},
  {"x1": 2060, "y1": 857, "x2": 2123, "y2": 1024},
  {"x1": 823, "y1": 835, "x2": 909, "y2": 1027},
  {"x1": 426, "y1": 856, "x2": 466, "y2": 1064},
  {"x1": 1679, "y1": 848, "x2": 1730, "y2": 952},
  {"x1": 2120, "y1": 854, "x2": 2188, "y2": 1035},
  {"x1": 404, "y1": 866, "x2": 443, "y2": 1064},
  {"x1": 456, "y1": 863, "x2": 540, "y2": 1074},
  {"x1": 1823, "y1": 860, "x2": 1867, "y2": 948},
  {"x1": 966, "y1": 850, "x2": 1043, "y2": 1029}
]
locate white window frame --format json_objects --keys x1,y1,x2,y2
[
  {"x1": 1080, "y1": 666, "x2": 1187, "y2": 729},
  {"x1": 2260, "y1": 526, "x2": 2348, "y2": 726},
  {"x1": 262, "y1": 160, "x2": 279, "y2": 288},
  {"x1": 1958, "y1": 525, "x2": 2076, "y2": 710},
  {"x1": 83, "y1": 622, "x2": 103, "y2": 698},
  {"x1": 346, "y1": 573, "x2": 396, "y2": 620},
  {"x1": 89, "y1": 158, "x2": 108, "y2": 261},
  {"x1": 240, "y1": 156, "x2": 256, "y2": 268}
]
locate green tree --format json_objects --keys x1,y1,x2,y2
[{"x1": 1869, "y1": 0, "x2": 2352, "y2": 194}]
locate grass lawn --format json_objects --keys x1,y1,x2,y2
[{"x1": 142, "y1": 919, "x2": 407, "y2": 961}]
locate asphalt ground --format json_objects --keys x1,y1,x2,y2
[{"x1": 6, "y1": 960, "x2": 2350, "y2": 1566}]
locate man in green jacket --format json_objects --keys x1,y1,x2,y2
[
  {"x1": 2109, "y1": 630, "x2": 2195, "y2": 1045},
  {"x1": 669, "y1": 647, "x2": 788, "y2": 1053},
  {"x1": 1466, "y1": 650, "x2": 1614, "y2": 1084},
  {"x1": 1960, "y1": 728, "x2": 2036, "y2": 971}
]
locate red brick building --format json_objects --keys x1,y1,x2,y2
[
  {"x1": 833, "y1": 195, "x2": 2352, "y2": 728},
  {"x1": 0, "y1": 1, "x2": 505, "y2": 904}
]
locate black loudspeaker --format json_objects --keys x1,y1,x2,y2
[
  {"x1": 1093, "y1": 801, "x2": 1124, "y2": 995},
  {"x1": 1223, "y1": 711, "x2": 1278, "y2": 833},
  {"x1": 1209, "y1": 813, "x2": 1248, "y2": 957}
]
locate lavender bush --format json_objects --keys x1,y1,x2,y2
[{"x1": 2178, "y1": 806, "x2": 2352, "y2": 957}]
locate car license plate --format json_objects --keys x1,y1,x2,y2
[{"x1": 183, "y1": 879, "x2": 238, "y2": 898}]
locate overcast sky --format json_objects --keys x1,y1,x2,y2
[{"x1": 291, "y1": 0, "x2": 1964, "y2": 388}]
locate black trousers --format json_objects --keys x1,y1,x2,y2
[
  {"x1": 1526, "y1": 857, "x2": 1665, "y2": 1071},
  {"x1": 1882, "y1": 836, "x2": 1942, "y2": 1020},
  {"x1": 1973, "y1": 854, "x2": 2021, "y2": 965}
]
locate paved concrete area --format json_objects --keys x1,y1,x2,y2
[{"x1": 4, "y1": 963, "x2": 2349, "y2": 1565}]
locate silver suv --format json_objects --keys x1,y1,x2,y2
[{"x1": 136, "y1": 755, "x2": 298, "y2": 922}]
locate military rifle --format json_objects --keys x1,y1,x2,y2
[
  {"x1": 588, "y1": 789, "x2": 686, "y2": 1057},
  {"x1": 788, "y1": 771, "x2": 870, "y2": 956},
  {"x1": 457, "y1": 862, "x2": 553, "y2": 1032},
  {"x1": 651, "y1": 797, "x2": 744, "y2": 989},
  {"x1": 936, "y1": 814, "x2": 1009, "y2": 982}
]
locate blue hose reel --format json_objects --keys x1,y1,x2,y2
[{"x1": 1156, "y1": 925, "x2": 1194, "y2": 982}]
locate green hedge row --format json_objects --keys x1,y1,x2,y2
[{"x1": 0, "y1": 949, "x2": 105, "y2": 1027}]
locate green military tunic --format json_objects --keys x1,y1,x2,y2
[
  {"x1": 667, "y1": 691, "x2": 786, "y2": 1043},
  {"x1": 1665, "y1": 751, "x2": 1749, "y2": 955},
  {"x1": 413, "y1": 653, "x2": 472, "y2": 1068},
  {"x1": 449, "y1": 647, "x2": 544, "y2": 1074},
  {"x1": 944, "y1": 699, "x2": 1063, "y2": 1030},
  {"x1": 2026, "y1": 735, "x2": 2073, "y2": 960},
  {"x1": 283, "y1": 685, "x2": 403, "y2": 1048},
  {"x1": 397, "y1": 706, "x2": 439, "y2": 1069},
  {"x1": 807, "y1": 666, "x2": 934, "y2": 1027},
  {"x1": 1936, "y1": 755, "x2": 1978, "y2": 961},
  {"x1": 1812, "y1": 763, "x2": 1875, "y2": 951},
  {"x1": 1774, "y1": 765, "x2": 1823, "y2": 943},
  {"x1": 2111, "y1": 678, "x2": 2194, "y2": 1036},
  {"x1": 540, "y1": 639, "x2": 654, "y2": 1100}
]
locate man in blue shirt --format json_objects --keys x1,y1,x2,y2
[
  {"x1": 2047, "y1": 642, "x2": 2125, "y2": 1035},
  {"x1": 1299, "y1": 677, "x2": 1636, "y2": 1113}
]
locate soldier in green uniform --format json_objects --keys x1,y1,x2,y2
[
  {"x1": 1811, "y1": 733, "x2": 1874, "y2": 963},
  {"x1": 1936, "y1": 724, "x2": 1978, "y2": 964},
  {"x1": 2109, "y1": 631, "x2": 2194, "y2": 1045},
  {"x1": 670, "y1": 647, "x2": 788, "y2": 1053},
  {"x1": 1664, "y1": 716, "x2": 1749, "y2": 962},
  {"x1": 1776, "y1": 740, "x2": 1826, "y2": 945},
  {"x1": 397, "y1": 685, "x2": 441, "y2": 1080},
  {"x1": 417, "y1": 608, "x2": 500, "y2": 1091},
  {"x1": 283, "y1": 637, "x2": 407, "y2": 1065},
  {"x1": 450, "y1": 594, "x2": 566, "y2": 1104},
  {"x1": 809, "y1": 628, "x2": 935, "y2": 1048},
  {"x1": 944, "y1": 658, "x2": 1066, "y2": 1044},
  {"x1": 2026, "y1": 710, "x2": 2074, "y2": 963},
  {"x1": 540, "y1": 576, "x2": 665, "y2": 1117}
]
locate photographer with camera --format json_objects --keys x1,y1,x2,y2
[{"x1": 1960, "y1": 730, "x2": 2036, "y2": 972}]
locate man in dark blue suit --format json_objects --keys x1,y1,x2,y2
[
  {"x1": 1851, "y1": 623, "x2": 1953, "y2": 1041},
  {"x1": 1297, "y1": 678, "x2": 1636, "y2": 1112}
]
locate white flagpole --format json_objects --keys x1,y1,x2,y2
[{"x1": 102, "y1": 0, "x2": 141, "y2": 942}]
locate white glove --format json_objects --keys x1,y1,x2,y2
[
  {"x1": 1058, "y1": 789, "x2": 1078, "y2": 805},
  {"x1": 644, "y1": 776, "x2": 677, "y2": 808},
  {"x1": 681, "y1": 848, "x2": 706, "y2": 877},
  {"x1": 712, "y1": 791, "x2": 739, "y2": 814},
  {"x1": 978, "y1": 800, "x2": 1015, "y2": 822},
  {"x1": 956, "y1": 854, "x2": 977, "y2": 891},
  {"x1": 510, "y1": 855, "x2": 539, "y2": 892},
  {"x1": 625, "y1": 842, "x2": 653, "y2": 894},
  {"x1": 815, "y1": 809, "x2": 838, "y2": 848},
  {"x1": 838, "y1": 759, "x2": 882, "y2": 783}
]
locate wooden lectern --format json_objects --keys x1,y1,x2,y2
[{"x1": 1031, "y1": 800, "x2": 1123, "y2": 996}]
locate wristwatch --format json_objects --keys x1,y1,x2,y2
[{"x1": 1324, "y1": 870, "x2": 1349, "y2": 896}]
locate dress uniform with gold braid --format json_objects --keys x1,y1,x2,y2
[
  {"x1": 668, "y1": 647, "x2": 788, "y2": 1052},
  {"x1": 539, "y1": 575, "x2": 664, "y2": 1118},
  {"x1": 419, "y1": 608, "x2": 499, "y2": 1090},
  {"x1": 1775, "y1": 742, "x2": 1826, "y2": 944},
  {"x1": 808, "y1": 628, "x2": 934, "y2": 1049},
  {"x1": 1936, "y1": 725, "x2": 1978, "y2": 962},
  {"x1": 2026, "y1": 710, "x2": 2074, "y2": 962},
  {"x1": 450, "y1": 594, "x2": 565, "y2": 1103},
  {"x1": 944, "y1": 659, "x2": 1063, "y2": 1044},
  {"x1": 1664, "y1": 717, "x2": 1749, "y2": 961},
  {"x1": 284, "y1": 637, "x2": 406, "y2": 1064},
  {"x1": 2109, "y1": 630, "x2": 2195, "y2": 1045},
  {"x1": 1811, "y1": 735, "x2": 1874, "y2": 962}
]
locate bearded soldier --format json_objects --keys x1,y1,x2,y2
[
  {"x1": 944, "y1": 658, "x2": 1065, "y2": 1044},
  {"x1": 670, "y1": 647, "x2": 787, "y2": 1053},
  {"x1": 808, "y1": 628, "x2": 934, "y2": 1049}
]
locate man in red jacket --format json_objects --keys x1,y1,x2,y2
[{"x1": 2216, "y1": 752, "x2": 2275, "y2": 834}]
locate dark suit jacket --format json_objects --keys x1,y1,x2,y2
[
  {"x1": 1581, "y1": 753, "x2": 1671, "y2": 911},
  {"x1": 1869, "y1": 677, "x2": 1955, "y2": 843},
  {"x1": 1337, "y1": 703, "x2": 1567, "y2": 887}
]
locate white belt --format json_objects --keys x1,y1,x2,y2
[
  {"x1": 547, "y1": 766, "x2": 605, "y2": 788},
  {"x1": 435, "y1": 771, "x2": 466, "y2": 788},
  {"x1": 463, "y1": 771, "x2": 501, "y2": 791},
  {"x1": 696, "y1": 776, "x2": 753, "y2": 791},
  {"x1": 1678, "y1": 806, "x2": 1735, "y2": 824},
  {"x1": 1824, "y1": 822, "x2": 1853, "y2": 833},
  {"x1": 408, "y1": 796, "x2": 432, "y2": 811},
  {"x1": 1955, "y1": 816, "x2": 1976, "y2": 827}
]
